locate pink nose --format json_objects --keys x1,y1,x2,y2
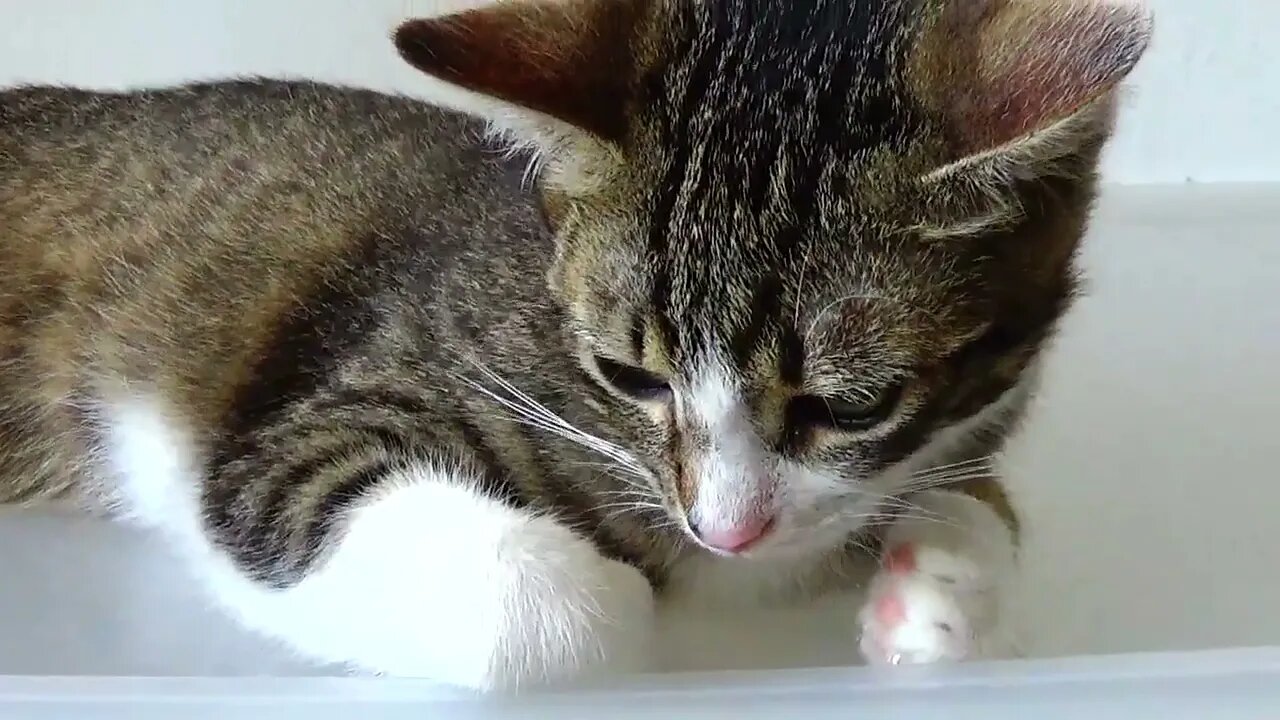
[{"x1": 693, "y1": 515, "x2": 776, "y2": 554}]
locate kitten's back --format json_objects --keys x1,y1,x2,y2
[{"x1": 0, "y1": 80, "x2": 536, "y2": 503}]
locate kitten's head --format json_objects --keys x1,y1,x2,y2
[{"x1": 397, "y1": 0, "x2": 1151, "y2": 558}]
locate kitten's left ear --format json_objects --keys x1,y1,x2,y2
[
  {"x1": 914, "y1": 0, "x2": 1154, "y2": 179},
  {"x1": 903, "y1": 0, "x2": 1152, "y2": 238},
  {"x1": 394, "y1": 0, "x2": 644, "y2": 160}
]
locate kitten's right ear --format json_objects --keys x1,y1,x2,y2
[{"x1": 394, "y1": 0, "x2": 645, "y2": 160}]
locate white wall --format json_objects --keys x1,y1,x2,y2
[
  {"x1": 1105, "y1": 1, "x2": 1280, "y2": 184},
  {"x1": 1, "y1": 0, "x2": 1277, "y2": 185}
]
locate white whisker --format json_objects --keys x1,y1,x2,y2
[
  {"x1": 456, "y1": 364, "x2": 652, "y2": 482},
  {"x1": 593, "y1": 488, "x2": 660, "y2": 499},
  {"x1": 909, "y1": 454, "x2": 997, "y2": 480},
  {"x1": 600, "y1": 500, "x2": 660, "y2": 516},
  {"x1": 485, "y1": 404, "x2": 642, "y2": 472},
  {"x1": 896, "y1": 470, "x2": 1000, "y2": 494}
]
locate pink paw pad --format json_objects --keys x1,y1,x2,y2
[
  {"x1": 883, "y1": 543, "x2": 917, "y2": 574},
  {"x1": 874, "y1": 591, "x2": 907, "y2": 626}
]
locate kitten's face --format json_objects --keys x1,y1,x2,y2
[
  {"x1": 556, "y1": 163, "x2": 1059, "y2": 558},
  {"x1": 544, "y1": 1, "x2": 1085, "y2": 559}
]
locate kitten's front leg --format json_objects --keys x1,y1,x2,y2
[
  {"x1": 857, "y1": 486, "x2": 1018, "y2": 664},
  {"x1": 183, "y1": 456, "x2": 655, "y2": 690}
]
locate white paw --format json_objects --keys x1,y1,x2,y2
[
  {"x1": 200, "y1": 465, "x2": 656, "y2": 691},
  {"x1": 857, "y1": 542, "x2": 995, "y2": 665},
  {"x1": 855, "y1": 490, "x2": 1017, "y2": 665}
]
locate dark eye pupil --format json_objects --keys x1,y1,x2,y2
[
  {"x1": 789, "y1": 385, "x2": 902, "y2": 432},
  {"x1": 593, "y1": 356, "x2": 671, "y2": 399}
]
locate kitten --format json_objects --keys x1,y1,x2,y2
[{"x1": 0, "y1": 0, "x2": 1150, "y2": 690}]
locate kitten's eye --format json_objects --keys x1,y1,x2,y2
[
  {"x1": 789, "y1": 383, "x2": 904, "y2": 433},
  {"x1": 592, "y1": 355, "x2": 672, "y2": 400}
]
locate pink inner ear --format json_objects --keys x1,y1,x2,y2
[
  {"x1": 949, "y1": 0, "x2": 1152, "y2": 155},
  {"x1": 394, "y1": 0, "x2": 640, "y2": 143}
]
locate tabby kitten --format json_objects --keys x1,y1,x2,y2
[{"x1": 0, "y1": 0, "x2": 1150, "y2": 690}]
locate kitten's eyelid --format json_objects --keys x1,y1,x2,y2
[
  {"x1": 590, "y1": 353, "x2": 672, "y2": 402},
  {"x1": 593, "y1": 350, "x2": 665, "y2": 378},
  {"x1": 789, "y1": 379, "x2": 908, "y2": 435}
]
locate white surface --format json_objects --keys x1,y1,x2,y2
[
  {"x1": 0, "y1": 0, "x2": 1277, "y2": 185},
  {"x1": 4, "y1": 649, "x2": 1280, "y2": 719},
  {"x1": 0, "y1": 184, "x2": 1277, "y2": 678}
]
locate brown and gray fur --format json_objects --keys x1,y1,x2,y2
[{"x1": 0, "y1": 0, "x2": 1149, "y2": 649}]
